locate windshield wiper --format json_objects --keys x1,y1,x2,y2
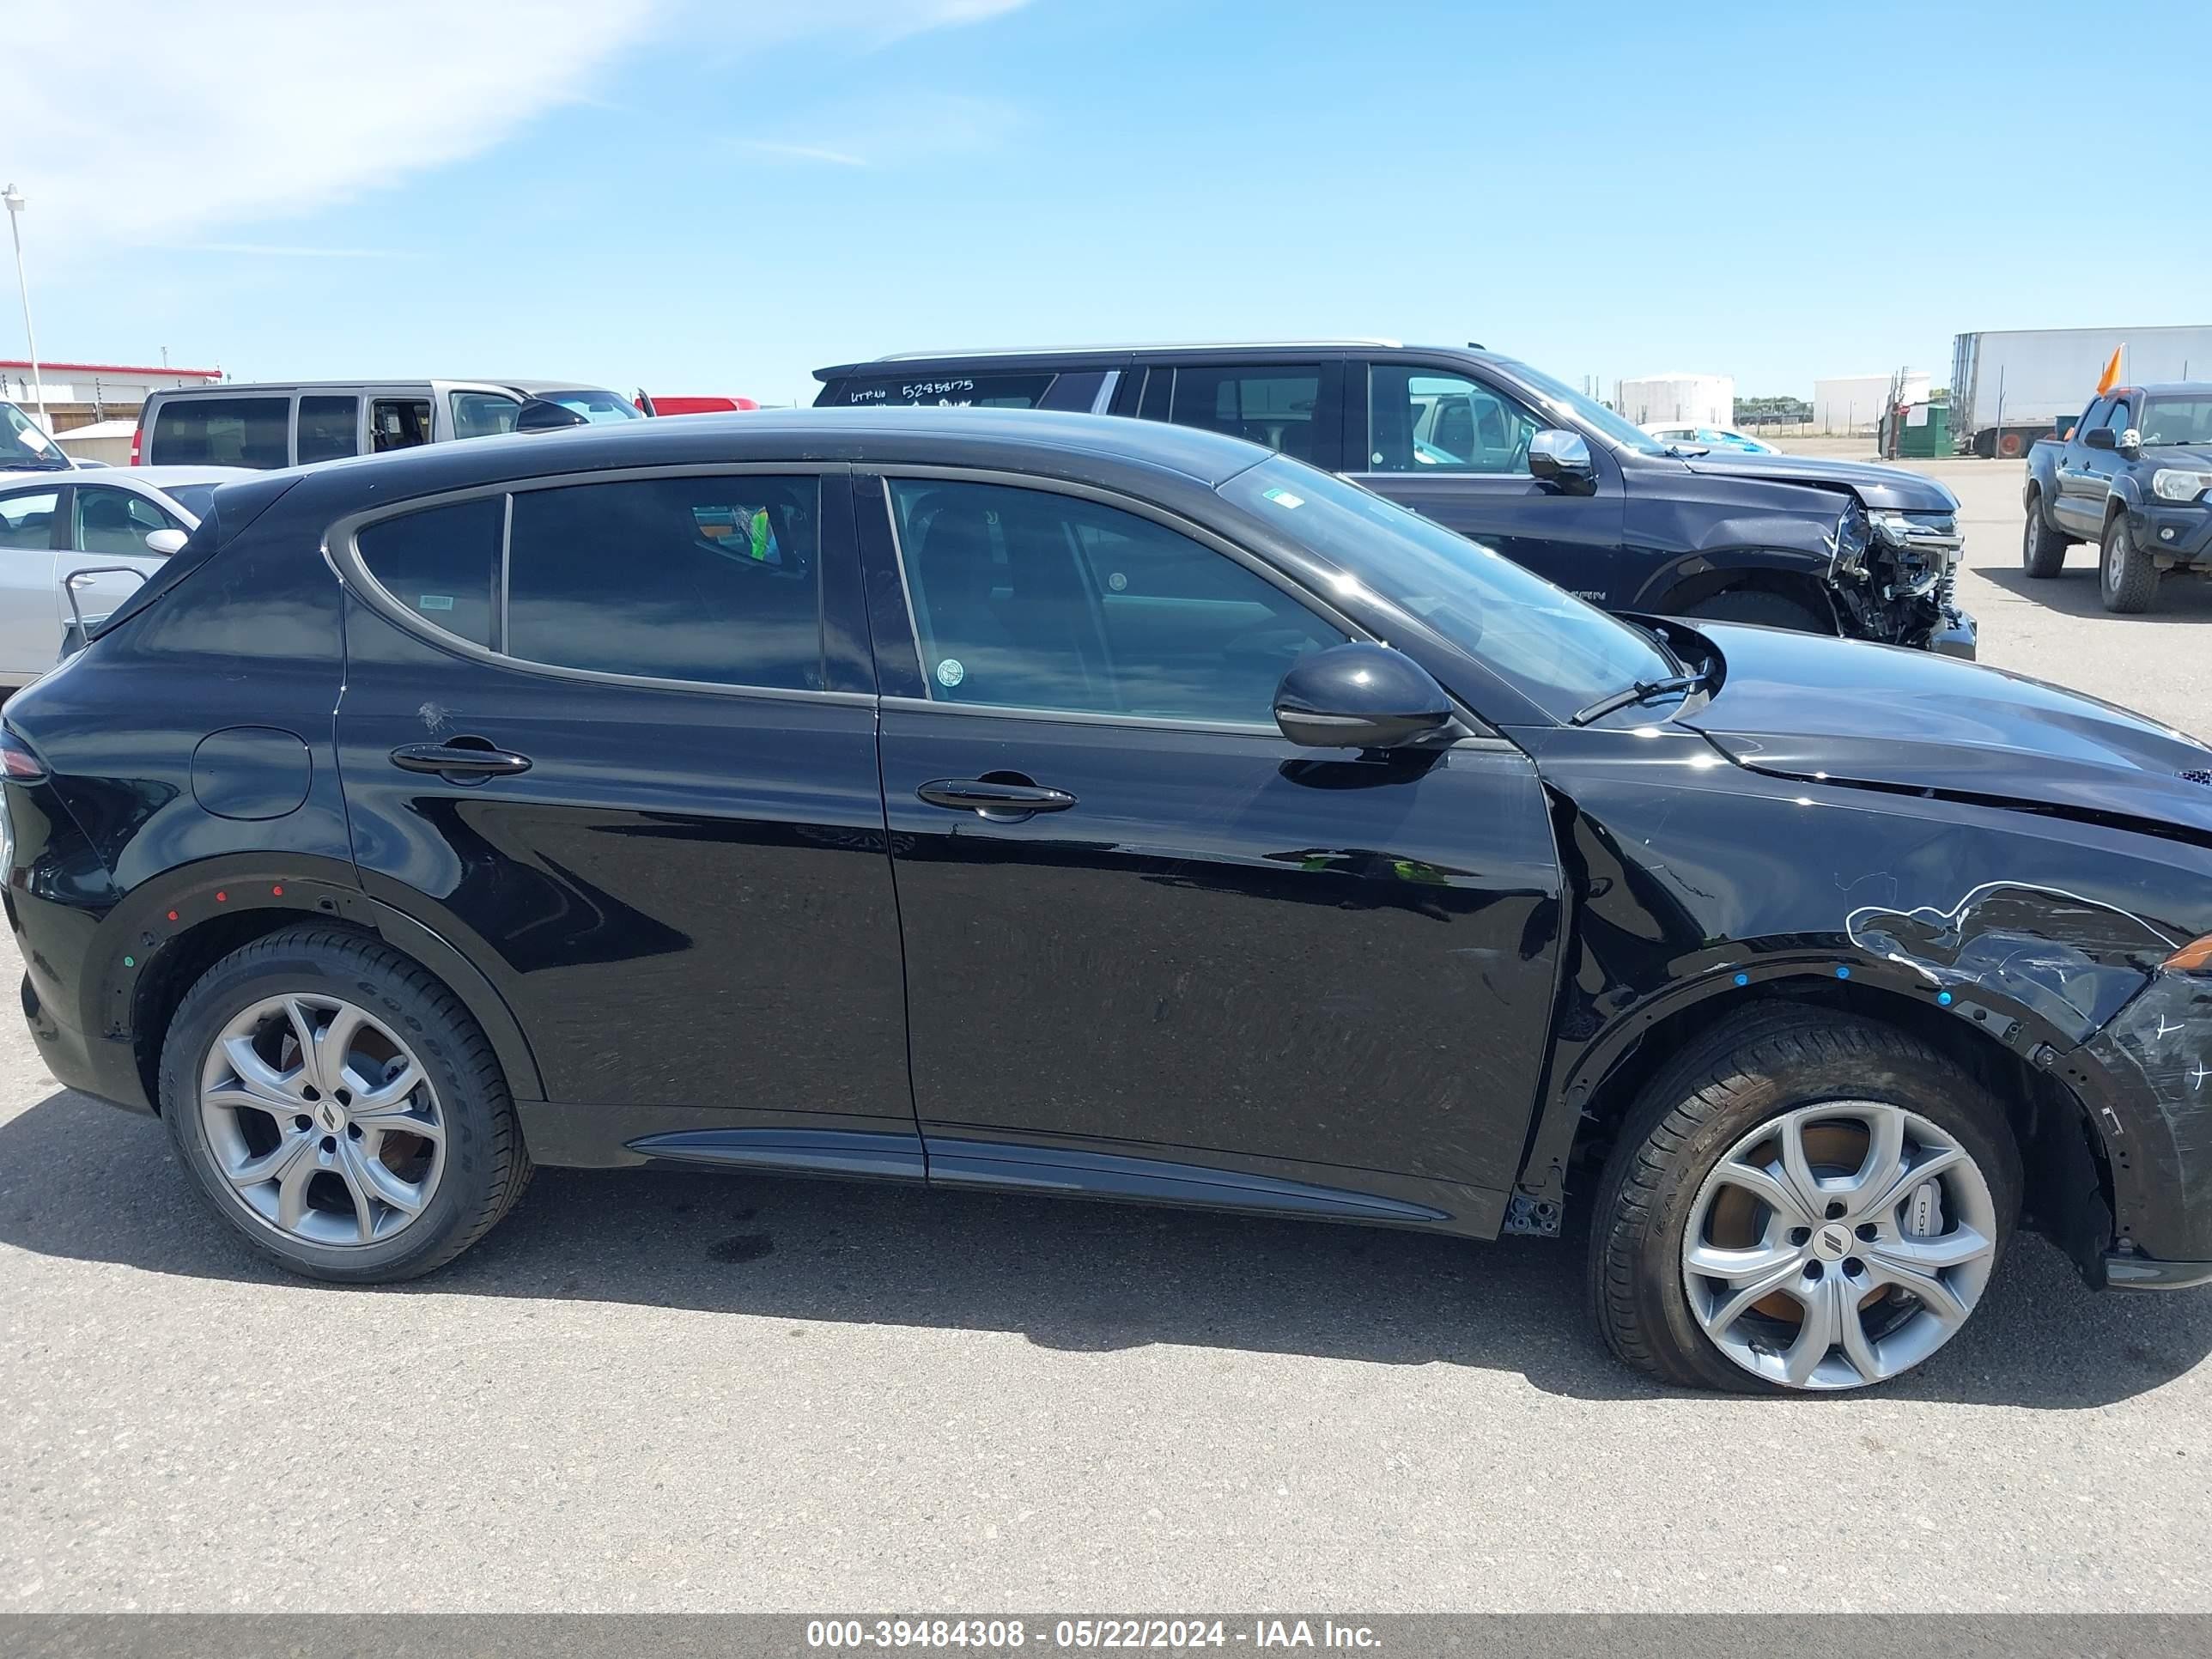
[{"x1": 1571, "y1": 673, "x2": 1703, "y2": 726}]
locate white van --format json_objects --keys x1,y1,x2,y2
[{"x1": 133, "y1": 379, "x2": 640, "y2": 469}]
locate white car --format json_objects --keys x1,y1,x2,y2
[
  {"x1": 0, "y1": 465, "x2": 253, "y2": 688},
  {"x1": 1641, "y1": 421, "x2": 1783, "y2": 455}
]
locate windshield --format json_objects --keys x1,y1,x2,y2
[
  {"x1": 1219, "y1": 457, "x2": 1676, "y2": 723},
  {"x1": 2137, "y1": 394, "x2": 2212, "y2": 448},
  {"x1": 540, "y1": 389, "x2": 644, "y2": 423},
  {"x1": 2, "y1": 401, "x2": 70, "y2": 470},
  {"x1": 1497, "y1": 360, "x2": 1674, "y2": 456}
]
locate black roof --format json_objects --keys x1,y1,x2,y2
[{"x1": 250, "y1": 405, "x2": 1280, "y2": 522}]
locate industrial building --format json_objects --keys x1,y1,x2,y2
[{"x1": 0, "y1": 358, "x2": 223, "y2": 438}]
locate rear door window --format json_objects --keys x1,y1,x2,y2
[
  {"x1": 1164, "y1": 364, "x2": 1336, "y2": 465},
  {"x1": 826, "y1": 373, "x2": 1055, "y2": 409},
  {"x1": 506, "y1": 477, "x2": 823, "y2": 689},
  {"x1": 0, "y1": 489, "x2": 61, "y2": 550},
  {"x1": 149, "y1": 397, "x2": 290, "y2": 468},
  {"x1": 297, "y1": 395, "x2": 361, "y2": 464}
]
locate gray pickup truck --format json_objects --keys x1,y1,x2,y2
[{"x1": 2022, "y1": 381, "x2": 2212, "y2": 612}]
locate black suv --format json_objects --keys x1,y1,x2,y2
[
  {"x1": 815, "y1": 341, "x2": 1974, "y2": 656},
  {"x1": 11, "y1": 409, "x2": 2210, "y2": 1395}
]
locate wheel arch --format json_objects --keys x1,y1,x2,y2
[
  {"x1": 1631, "y1": 547, "x2": 1837, "y2": 623},
  {"x1": 107, "y1": 859, "x2": 544, "y2": 1111},
  {"x1": 1534, "y1": 967, "x2": 2119, "y2": 1276}
]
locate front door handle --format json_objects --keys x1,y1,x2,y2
[
  {"x1": 390, "y1": 738, "x2": 534, "y2": 781},
  {"x1": 916, "y1": 776, "x2": 1077, "y2": 819}
]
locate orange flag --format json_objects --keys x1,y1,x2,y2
[{"x1": 2096, "y1": 344, "x2": 2124, "y2": 394}]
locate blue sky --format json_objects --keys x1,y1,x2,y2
[{"x1": 10, "y1": 0, "x2": 2209, "y2": 406}]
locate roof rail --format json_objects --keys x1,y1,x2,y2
[{"x1": 869, "y1": 338, "x2": 1406, "y2": 362}]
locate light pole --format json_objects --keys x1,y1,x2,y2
[{"x1": 3, "y1": 184, "x2": 49, "y2": 437}]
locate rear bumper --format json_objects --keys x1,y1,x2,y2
[{"x1": 20, "y1": 969, "x2": 153, "y2": 1114}]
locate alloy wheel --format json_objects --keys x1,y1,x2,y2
[
  {"x1": 198, "y1": 994, "x2": 446, "y2": 1248},
  {"x1": 1680, "y1": 1102, "x2": 1997, "y2": 1390}
]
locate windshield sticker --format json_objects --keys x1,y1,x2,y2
[
  {"x1": 936, "y1": 657, "x2": 965, "y2": 689},
  {"x1": 417, "y1": 594, "x2": 455, "y2": 611},
  {"x1": 1261, "y1": 487, "x2": 1304, "y2": 509}
]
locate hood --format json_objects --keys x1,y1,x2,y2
[
  {"x1": 2140, "y1": 443, "x2": 2212, "y2": 471},
  {"x1": 1675, "y1": 450, "x2": 1957, "y2": 513},
  {"x1": 1674, "y1": 622, "x2": 2212, "y2": 838}
]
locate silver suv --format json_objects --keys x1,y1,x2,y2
[{"x1": 135, "y1": 379, "x2": 640, "y2": 469}]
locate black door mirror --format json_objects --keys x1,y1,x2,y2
[
  {"x1": 1528, "y1": 428, "x2": 1595, "y2": 490},
  {"x1": 514, "y1": 398, "x2": 588, "y2": 434},
  {"x1": 2082, "y1": 426, "x2": 2117, "y2": 451},
  {"x1": 1273, "y1": 642, "x2": 1457, "y2": 750}
]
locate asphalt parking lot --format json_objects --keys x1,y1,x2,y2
[{"x1": 5, "y1": 451, "x2": 2211, "y2": 1615}]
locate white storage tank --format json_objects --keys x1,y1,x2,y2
[{"x1": 1614, "y1": 374, "x2": 1733, "y2": 427}]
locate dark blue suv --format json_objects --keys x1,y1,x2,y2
[{"x1": 815, "y1": 341, "x2": 1975, "y2": 656}]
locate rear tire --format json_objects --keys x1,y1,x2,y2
[
  {"x1": 159, "y1": 926, "x2": 532, "y2": 1283},
  {"x1": 2021, "y1": 490, "x2": 2068, "y2": 578},
  {"x1": 2100, "y1": 513, "x2": 2160, "y2": 613},
  {"x1": 1588, "y1": 1006, "x2": 2020, "y2": 1394},
  {"x1": 1683, "y1": 589, "x2": 1831, "y2": 634}
]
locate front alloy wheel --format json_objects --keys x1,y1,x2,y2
[
  {"x1": 199, "y1": 993, "x2": 446, "y2": 1247},
  {"x1": 1589, "y1": 1007, "x2": 2020, "y2": 1394},
  {"x1": 1680, "y1": 1102, "x2": 1997, "y2": 1389}
]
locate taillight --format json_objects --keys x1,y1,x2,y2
[
  {"x1": 0, "y1": 732, "x2": 46, "y2": 781},
  {"x1": 129, "y1": 422, "x2": 142, "y2": 465}
]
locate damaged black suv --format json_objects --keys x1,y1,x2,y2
[
  {"x1": 815, "y1": 341, "x2": 1975, "y2": 655},
  {"x1": 14, "y1": 408, "x2": 2208, "y2": 1397}
]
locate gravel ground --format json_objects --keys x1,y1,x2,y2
[{"x1": 3, "y1": 451, "x2": 2209, "y2": 1613}]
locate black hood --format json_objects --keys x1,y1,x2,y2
[
  {"x1": 1674, "y1": 623, "x2": 2212, "y2": 838},
  {"x1": 2141, "y1": 443, "x2": 2212, "y2": 469},
  {"x1": 1674, "y1": 451, "x2": 1958, "y2": 513}
]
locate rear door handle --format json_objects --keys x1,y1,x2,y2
[
  {"x1": 390, "y1": 739, "x2": 534, "y2": 780},
  {"x1": 916, "y1": 776, "x2": 1077, "y2": 818}
]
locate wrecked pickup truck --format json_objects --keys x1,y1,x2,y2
[{"x1": 814, "y1": 341, "x2": 1977, "y2": 654}]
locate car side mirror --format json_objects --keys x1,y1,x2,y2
[
  {"x1": 1528, "y1": 428, "x2": 1595, "y2": 491},
  {"x1": 1273, "y1": 642, "x2": 1458, "y2": 750},
  {"x1": 514, "y1": 398, "x2": 587, "y2": 434},
  {"x1": 2083, "y1": 426, "x2": 2117, "y2": 451},
  {"x1": 143, "y1": 527, "x2": 189, "y2": 556}
]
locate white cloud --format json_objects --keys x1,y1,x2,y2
[
  {"x1": 737, "y1": 141, "x2": 872, "y2": 168},
  {"x1": 4, "y1": 0, "x2": 1030, "y2": 256}
]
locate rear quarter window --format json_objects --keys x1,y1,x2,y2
[{"x1": 150, "y1": 397, "x2": 291, "y2": 469}]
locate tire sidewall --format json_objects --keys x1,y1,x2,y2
[
  {"x1": 1609, "y1": 1026, "x2": 2020, "y2": 1395},
  {"x1": 161, "y1": 937, "x2": 499, "y2": 1281},
  {"x1": 2101, "y1": 517, "x2": 2124, "y2": 601}
]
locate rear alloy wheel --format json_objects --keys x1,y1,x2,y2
[
  {"x1": 161, "y1": 927, "x2": 531, "y2": 1281},
  {"x1": 198, "y1": 993, "x2": 447, "y2": 1248},
  {"x1": 2100, "y1": 514, "x2": 2160, "y2": 613},
  {"x1": 1590, "y1": 1008, "x2": 2020, "y2": 1393},
  {"x1": 2021, "y1": 491, "x2": 2069, "y2": 577}
]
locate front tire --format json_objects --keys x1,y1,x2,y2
[
  {"x1": 2021, "y1": 490, "x2": 2068, "y2": 577},
  {"x1": 159, "y1": 926, "x2": 532, "y2": 1282},
  {"x1": 2100, "y1": 514, "x2": 2160, "y2": 613},
  {"x1": 1589, "y1": 1007, "x2": 2020, "y2": 1394}
]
